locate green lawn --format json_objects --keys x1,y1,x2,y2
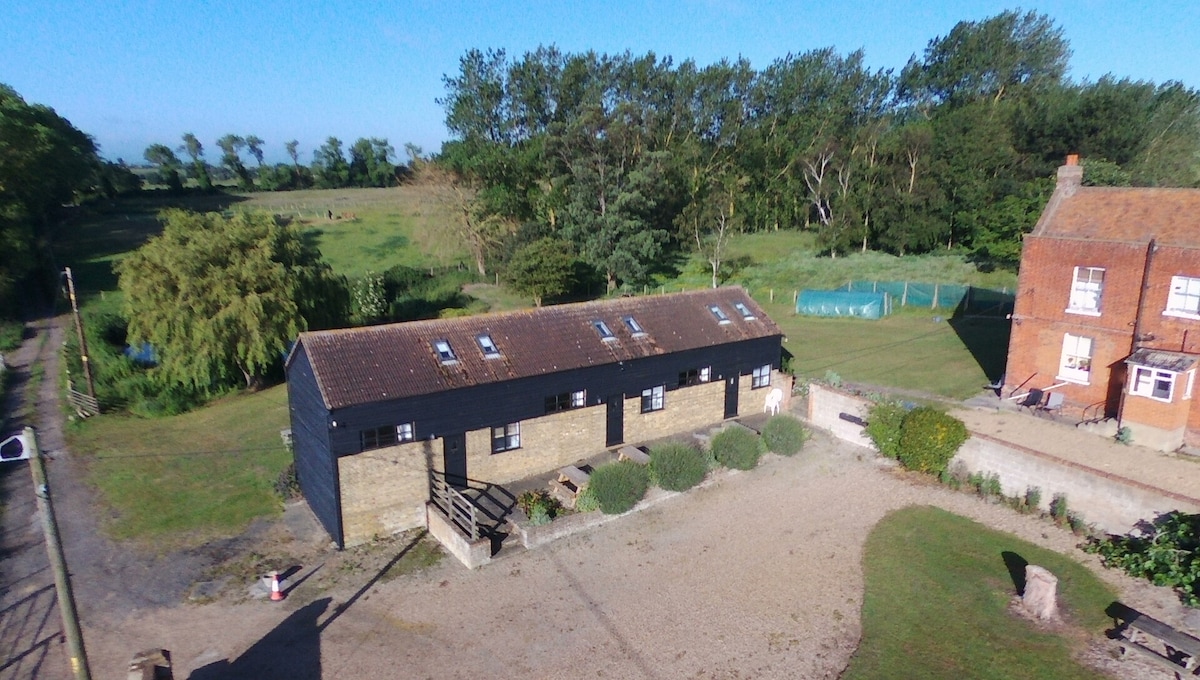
[
  {"x1": 843, "y1": 506, "x2": 1116, "y2": 680},
  {"x1": 66, "y1": 385, "x2": 291, "y2": 548}
]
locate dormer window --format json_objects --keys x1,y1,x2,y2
[
  {"x1": 593, "y1": 320, "x2": 616, "y2": 341},
  {"x1": 734, "y1": 302, "x2": 755, "y2": 320},
  {"x1": 709, "y1": 305, "x2": 730, "y2": 324},
  {"x1": 477, "y1": 334, "x2": 500, "y2": 358},
  {"x1": 433, "y1": 340, "x2": 457, "y2": 363},
  {"x1": 623, "y1": 316, "x2": 646, "y2": 336}
]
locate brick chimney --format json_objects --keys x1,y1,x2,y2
[{"x1": 1057, "y1": 154, "x2": 1082, "y2": 196}]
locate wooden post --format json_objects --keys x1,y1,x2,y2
[
  {"x1": 63, "y1": 268, "x2": 96, "y2": 404},
  {"x1": 932, "y1": 283, "x2": 939, "y2": 310},
  {"x1": 26, "y1": 429, "x2": 93, "y2": 680},
  {"x1": 902, "y1": 281, "x2": 908, "y2": 307},
  {"x1": 770, "y1": 289, "x2": 774, "y2": 302}
]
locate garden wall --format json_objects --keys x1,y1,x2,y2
[{"x1": 806, "y1": 384, "x2": 1200, "y2": 534}]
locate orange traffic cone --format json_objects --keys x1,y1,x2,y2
[{"x1": 269, "y1": 571, "x2": 286, "y2": 601}]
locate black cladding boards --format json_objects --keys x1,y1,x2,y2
[
  {"x1": 286, "y1": 345, "x2": 343, "y2": 546},
  {"x1": 323, "y1": 336, "x2": 781, "y2": 457}
]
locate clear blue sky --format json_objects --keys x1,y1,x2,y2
[{"x1": 4, "y1": 0, "x2": 1198, "y2": 165}]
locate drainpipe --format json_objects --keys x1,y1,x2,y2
[{"x1": 1117, "y1": 238, "x2": 1158, "y2": 427}]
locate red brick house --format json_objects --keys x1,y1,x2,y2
[{"x1": 1004, "y1": 156, "x2": 1200, "y2": 452}]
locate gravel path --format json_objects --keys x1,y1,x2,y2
[{"x1": 83, "y1": 429, "x2": 1185, "y2": 679}]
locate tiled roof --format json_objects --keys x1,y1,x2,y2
[
  {"x1": 1035, "y1": 186, "x2": 1200, "y2": 248},
  {"x1": 1125, "y1": 348, "x2": 1198, "y2": 373},
  {"x1": 293, "y1": 286, "x2": 782, "y2": 410}
]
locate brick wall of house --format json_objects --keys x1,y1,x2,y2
[
  {"x1": 1138, "y1": 245, "x2": 1200, "y2": 355},
  {"x1": 467, "y1": 404, "x2": 608, "y2": 483},
  {"x1": 336, "y1": 372, "x2": 789, "y2": 545},
  {"x1": 338, "y1": 439, "x2": 434, "y2": 545},
  {"x1": 737, "y1": 369, "x2": 789, "y2": 415},
  {"x1": 623, "y1": 380, "x2": 726, "y2": 445}
]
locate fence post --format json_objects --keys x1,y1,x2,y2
[
  {"x1": 793, "y1": 290, "x2": 798, "y2": 304},
  {"x1": 770, "y1": 289, "x2": 774, "y2": 302},
  {"x1": 932, "y1": 283, "x2": 939, "y2": 310},
  {"x1": 902, "y1": 281, "x2": 908, "y2": 307}
]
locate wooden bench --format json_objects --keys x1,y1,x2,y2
[
  {"x1": 617, "y1": 446, "x2": 650, "y2": 465},
  {"x1": 548, "y1": 465, "x2": 590, "y2": 509},
  {"x1": 1115, "y1": 608, "x2": 1200, "y2": 675}
]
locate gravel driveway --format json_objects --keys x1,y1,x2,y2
[{"x1": 81, "y1": 429, "x2": 1186, "y2": 679}]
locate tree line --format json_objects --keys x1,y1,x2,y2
[
  {"x1": 436, "y1": 10, "x2": 1200, "y2": 292},
  {"x1": 143, "y1": 134, "x2": 412, "y2": 192},
  {"x1": 0, "y1": 84, "x2": 140, "y2": 318}
]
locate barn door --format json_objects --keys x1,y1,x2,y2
[
  {"x1": 442, "y1": 433, "x2": 467, "y2": 489},
  {"x1": 724, "y1": 375, "x2": 739, "y2": 418},
  {"x1": 605, "y1": 395, "x2": 624, "y2": 447}
]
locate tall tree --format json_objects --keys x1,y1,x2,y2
[
  {"x1": 899, "y1": 10, "x2": 1070, "y2": 108},
  {"x1": 116, "y1": 210, "x2": 347, "y2": 390},
  {"x1": 245, "y1": 135, "x2": 266, "y2": 167},
  {"x1": 179, "y1": 132, "x2": 213, "y2": 191},
  {"x1": 312, "y1": 137, "x2": 350, "y2": 188},
  {"x1": 143, "y1": 143, "x2": 184, "y2": 192},
  {"x1": 504, "y1": 237, "x2": 576, "y2": 306},
  {"x1": 216, "y1": 134, "x2": 253, "y2": 190},
  {"x1": 0, "y1": 83, "x2": 100, "y2": 315}
]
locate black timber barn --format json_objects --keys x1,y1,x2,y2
[{"x1": 286, "y1": 286, "x2": 784, "y2": 547}]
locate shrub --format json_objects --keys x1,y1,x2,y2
[
  {"x1": 588, "y1": 460, "x2": 650, "y2": 514},
  {"x1": 517, "y1": 489, "x2": 561, "y2": 522},
  {"x1": 864, "y1": 400, "x2": 907, "y2": 459},
  {"x1": 712, "y1": 426, "x2": 763, "y2": 470},
  {"x1": 574, "y1": 486, "x2": 600, "y2": 513},
  {"x1": 649, "y1": 442, "x2": 707, "y2": 492},
  {"x1": 274, "y1": 462, "x2": 302, "y2": 501},
  {"x1": 895, "y1": 407, "x2": 968, "y2": 475},
  {"x1": 1116, "y1": 426, "x2": 1134, "y2": 445},
  {"x1": 980, "y1": 473, "x2": 1002, "y2": 498},
  {"x1": 762, "y1": 415, "x2": 809, "y2": 456},
  {"x1": 1085, "y1": 511, "x2": 1200, "y2": 605},
  {"x1": 1024, "y1": 486, "x2": 1042, "y2": 512},
  {"x1": 1049, "y1": 493, "x2": 1069, "y2": 524}
]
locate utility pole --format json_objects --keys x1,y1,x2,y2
[
  {"x1": 25, "y1": 428, "x2": 93, "y2": 680},
  {"x1": 63, "y1": 268, "x2": 96, "y2": 403}
]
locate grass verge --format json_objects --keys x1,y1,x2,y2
[
  {"x1": 843, "y1": 505, "x2": 1115, "y2": 680},
  {"x1": 66, "y1": 384, "x2": 291, "y2": 548}
]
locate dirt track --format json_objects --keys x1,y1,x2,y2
[{"x1": 84, "y1": 430, "x2": 1185, "y2": 679}]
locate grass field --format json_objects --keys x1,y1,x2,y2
[
  {"x1": 843, "y1": 506, "x2": 1116, "y2": 679},
  {"x1": 66, "y1": 385, "x2": 291, "y2": 548}
]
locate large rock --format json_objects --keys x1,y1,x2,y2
[{"x1": 1022, "y1": 565, "x2": 1059, "y2": 620}]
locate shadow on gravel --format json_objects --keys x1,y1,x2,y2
[
  {"x1": 0, "y1": 584, "x2": 59, "y2": 679},
  {"x1": 189, "y1": 598, "x2": 329, "y2": 680}
]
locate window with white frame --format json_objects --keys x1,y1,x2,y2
[
  {"x1": 593, "y1": 320, "x2": 616, "y2": 341},
  {"x1": 752, "y1": 364, "x2": 771, "y2": 389},
  {"x1": 734, "y1": 302, "x2": 756, "y2": 320},
  {"x1": 360, "y1": 423, "x2": 414, "y2": 451},
  {"x1": 623, "y1": 316, "x2": 647, "y2": 336},
  {"x1": 641, "y1": 385, "x2": 665, "y2": 413},
  {"x1": 433, "y1": 339, "x2": 457, "y2": 363},
  {"x1": 477, "y1": 334, "x2": 500, "y2": 357},
  {"x1": 1166, "y1": 276, "x2": 1200, "y2": 318},
  {"x1": 1067, "y1": 266, "x2": 1105, "y2": 314},
  {"x1": 709, "y1": 305, "x2": 731, "y2": 324},
  {"x1": 1130, "y1": 367, "x2": 1176, "y2": 401},
  {"x1": 545, "y1": 390, "x2": 586, "y2": 413},
  {"x1": 1058, "y1": 334, "x2": 1093, "y2": 383},
  {"x1": 491, "y1": 423, "x2": 521, "y2": 452},
  {"x1": 678, "y1": 367, "x2": 711, "y2": 387}
]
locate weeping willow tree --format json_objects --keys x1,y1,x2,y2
[{"x1": 117, "y1": 209, "x2": 348, "y2": 391}]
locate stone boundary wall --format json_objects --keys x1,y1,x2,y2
[{"x1": 807, "y1": 384, "x2": 1200, "y2": 535}]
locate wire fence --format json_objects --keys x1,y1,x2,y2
[{"x1": 840, "y1": 280, "x2": 1014, "y2": 317}]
